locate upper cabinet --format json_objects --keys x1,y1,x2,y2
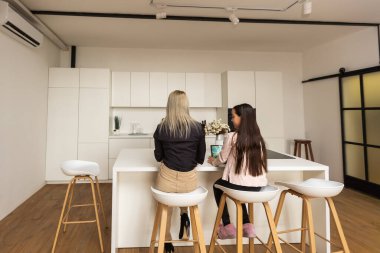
[
  {"x1": 255, "y1": 71, "x2": 284, "y2": 138},
  {"x1": 204, "y1": 73, "x2": 222, "y2": 107},
  {"x1": 78, "y1": 88, "x2": 110, "y2": 143},
  {"x1": 186, "y1": 73, "x2": 205, "y2": 107},
  {"x1": 167, "y1": 73, "x2": 186, "y2": 94},
  {"x1": 80, "y1": 68, "x2": 110, "y2": 88},
  {"x1": 150, "y1": 72, "x2": 168, "y2": 107},
  {"x1": 110, "y1": 71, "x2": 222, "y2": 108},
  {"x1": 112, "y1": 72, "x2": 131, "y2": 107},
  {"x1": 131, "y1": 72, "x2": 150, "y2": 107},
  {"x1": 49, "y1": 68, "x2": 79, "y2": 88},
  {"x1": 186, "y1": 72, "x2": 222, "y2": 108},
  {"x1": 223, "y1": 71, "x2": 256, "y2": 108}
]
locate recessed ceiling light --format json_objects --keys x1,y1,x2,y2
[
  {"x1": 303, "y1": 0, "x2": 312, "y2": 15},
  {"x1": 156, "y1": 11, "x2": 167, "y2": 19}
]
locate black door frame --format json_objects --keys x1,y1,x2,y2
[{"x1": 339, "y1": 67, "x2": 380, "y2": 198}]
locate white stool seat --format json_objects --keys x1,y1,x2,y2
[
  {"x1": 276, "y1": 178, "x2": 344, "y2": 198},
  {"x1": 151, "y1": 186, "x2": 208, "y2": 207},
  {"x1": 214, "y1": 185, "x2": 279, "y2": 203},
  {"x1": 61, "y1": 160, "x2": 100, "y2": 177}
]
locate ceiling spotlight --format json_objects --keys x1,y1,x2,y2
[
  {"x1": 156, "y1": 11, "x2": 167, "y2": 19},
  {"x1": 302, "y1": 0, "x2": 312, "y2": 15},
  {"x1": 229, "y1": 13, "x2": 239, "y2": 25}
]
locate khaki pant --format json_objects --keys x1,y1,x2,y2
[{"x1": 155, "y1": 163, "x2": 198, "y2": 240}]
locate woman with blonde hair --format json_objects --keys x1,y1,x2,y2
[{"x1": 153, "y1": 90, "x2": 206, "y2": 253}]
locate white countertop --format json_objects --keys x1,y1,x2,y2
[
  {"x1": 113, "y1": 148, "x2": 328, "y2": 173},
  {"x1": 109, "y1": 134, "x2": 216, "y2": 139}
]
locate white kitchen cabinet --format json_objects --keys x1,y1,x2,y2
[
  {"x1": 112, "y1": 72, "x2": 131, "y2": 107},
  {"x1": 265, "y1": 138, "x2": 285, "y2": 153},
  {"x1": 149, "y1": 72, "x2": 168, "y2": 107},
  {"x1": 185, "y1": 73, "x2": 222, "y2": 108},
  {"x1": 186, "y1": 73, "x2": 205, "y2": 107},
  {"x1": 204, "y1": 73, "x2": 222, "y2": 107},
  {"x1": 109, "y1": 138, "x2": 151, "y2": 159},
  {"x1": 255, "y1": 71, "x2": 284, "y2": 138},
  {"x1": 78, "y1": 143, "x2": 109, "y2": 180},
  {"x1": 78, "y1": 88, "x2": 109, "y2": 143},
  {"x1": 49, "y1": 68, "x2": 79, "y2": 88},
  {"x1": 167, "y1": 72, "x2": 186, "y2": 94},
  {"x1": 109, "y1": 159, "x2": 116, "y2": 179},
  {"x1": 131, "y1": 72, "x2": 150, "y2": 107},
  {"x1": 45, "y1": 88, "x2": 79, "y2": 181},
  {"x1": 80, "y1": 68, "x2": 110, "y2": 88},
  {"x1": 224, "y1": 71, "x2": 256, "y2": 108}
]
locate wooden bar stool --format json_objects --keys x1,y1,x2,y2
[
  {"x1": 52, "y1": 160, "x2": 108, "y2": 253},
  {"x1": 149, "y1": 186, "x2": 208, "y2": 253},
  {"x1": 266, "y1": 178, "x2": 350, "y2": 253},
  {"x1": 209, "y1": 185, "x2": 283, "y2": 253},
  {"x1": 294, "y1": 139, "x2": 314, "y2": 161}
]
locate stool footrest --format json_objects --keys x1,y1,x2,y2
[
  {"x1": 277, "y1": 236, "x2": 303, "y2": 253},
  {"x1": 151, "y1": 239, "x2": 197, "y2": 244},
  {"x1": 62, "y1": 219, "x2": 97, "y2": 225},
  {"x1": 277, "y1": 227, "x2": 307, "y2": 234},
  {"x1": 314, "y1": 232, "x2": 345, "y2": 249}
]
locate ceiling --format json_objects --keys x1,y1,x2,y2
[{"x1": 19, "y1": 0, "x2": 380, "y2": 51}]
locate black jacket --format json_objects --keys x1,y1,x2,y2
[{"x1": 153, "y1": 122, "x2": 206, "y2": 172}]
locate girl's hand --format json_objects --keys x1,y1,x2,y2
[{"x1": 208, "y1": 156, "x2": 215, "y2": 165}]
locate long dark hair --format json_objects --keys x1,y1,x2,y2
[{"x1": 233, "y1": 103, "x2": 267, "y2": 176}]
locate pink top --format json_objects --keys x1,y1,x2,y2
[{"x1": 212, "y1": 132, "x2": 268, "y2": 187}]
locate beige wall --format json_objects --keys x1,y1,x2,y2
[
  {"x1": 0, "y1": 33, "x2": 60, "y2": 220},
  {"x1": 303, "y1": 27, "x2": 379, "y2": 182},
  {"x1": 65, "y1": 47, "x2": 305, "y2": 152}
]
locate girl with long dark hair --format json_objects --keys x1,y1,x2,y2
[{"x1": 208, "y1": 103, "x2": 268, "y2": 239}]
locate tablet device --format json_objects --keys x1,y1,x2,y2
[{"x1": 210, "y1": 145, "x2": 223, "y2": 158}]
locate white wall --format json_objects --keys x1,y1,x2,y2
[
  {"x1": 303, "y1": 27, "x2": 379, "y2": 182},
  {"x1": 67, "y1": 47, "x2": 305, "y2": 152},
  {"x1": 0, "y1": 33, "x2": 60, "y2": 220}
]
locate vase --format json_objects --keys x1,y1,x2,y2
[{"x1": 215, "y1": 134, "x2": 224, "y2": 145}]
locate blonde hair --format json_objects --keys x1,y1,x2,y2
[{"x1": 160, "y1": 90, "x2": 197, "y2": 138}]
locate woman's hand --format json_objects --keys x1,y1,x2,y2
[{"x1": 207, "y1": 156, "x2": 216, "y2": 165}]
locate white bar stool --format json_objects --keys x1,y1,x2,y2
[
  {"x1": 52, "y1": 160, "x2": 108, "y2": 253},
  {"x1": 209, "y1": 185, "x2": 283, "y2": 253},
  {"x1": 149, "y1": 186, "x2": 208, "y2": 253},
  {"x1": 266, "y1": 178, "x2": 349, "y2": 253}
]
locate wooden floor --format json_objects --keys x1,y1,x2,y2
[{"x1": 0, "y1": 184, "x2": 379, "y2": 253}]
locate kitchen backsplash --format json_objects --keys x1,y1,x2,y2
[{"x1": 111, "y1": 108, "x2": 218, "y2": 134}]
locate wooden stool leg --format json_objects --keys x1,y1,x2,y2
[
  {"x1": 308, "y1": 143, "x2": 315, "y2": 161},
  {"x1": 95, "y1": 176, "x2": 108, "y2": 228},
  {"x1": 157, "y1": 205, "x2": 168, "y2": 253},
  {"x1": 190, "y1": 206, "x2": 200, "y2": 253},
  {"x1": 209, "y1": 194, "x2": 227, "y2": 253},
  {"x1": 326, "y1": 198, "x2": 350, "y2": 253},
  {"x1": 248, "y1": 203, "x2": 255, "y2": 253},
  {"x1": 89, "y1": 177, "x2": 104, "y2": 253},
  {"x1": 304, "y1": 198, "x2": 316, "y2": 253},
  {"x1": 52, "y1": 178, "x2": 75, "y2": 253},
  {"x1": 191, "y1": 206, "x2": 207, "y2": 253},
  {"x1": 266, "y1": 190, "x2": 287, "y2": 253},
  {"x1": 263, "y1": 202, "x2": 283, "y2": 253},
  {"x1": 150, "y1": 203, "x2": 162, "y2": 253},
  {"x1": 297, "y1": 143, "x2": 302, "y2": 158},
  {"x1": 63, "y1": 178, "x2": 76, "y2": 233},
  {"x1": 301, "y1": 199, "x2": 307, "y2": 252},
  {"x1": 235, "y1": 200, "x2": 243, "y2": 253},
  {"x1": 305, "y1": 143, "x2": 309, "y2": 160},
  {"x1": 293, "y1": 141, "x2": 298, "y2": 156}
]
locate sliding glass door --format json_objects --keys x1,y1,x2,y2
[{"x1": 340, "y1": 69, "x2": 380, "y2": 198}]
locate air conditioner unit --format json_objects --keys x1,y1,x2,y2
[{"x1": 0, "y1": 1, "x2": 43, "y2": 47}]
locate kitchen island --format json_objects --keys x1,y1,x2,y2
[{"x1": 111, "y1": 148, "x2": 330, "y2": 253}]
